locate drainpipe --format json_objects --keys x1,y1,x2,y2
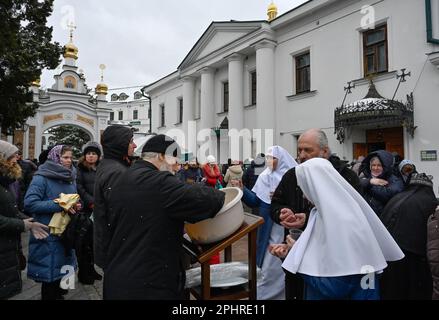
[{"x1": 140, "y1": 87, "x2": 152, "y2": 134}]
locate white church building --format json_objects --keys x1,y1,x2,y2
[
  {"x1": 107, "y1": 90, "x2": 151, "y2": 134},
  {"x1": 143, "y1": 0, "x2": 439, "y2": 195}
]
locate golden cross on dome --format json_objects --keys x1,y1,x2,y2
[
  {"x1": 99, "y1": 64, "x2": 106, "y2": 82},
  {"x1": 67, "y1": 22, "x2": 77, "y2": 42}
]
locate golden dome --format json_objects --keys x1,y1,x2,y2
[
  {"x1": 267, "y1": 2, "x2": 278, "y2": 21},
  {"x1": 64, "y1": 41, "x2": 78, "y2": 60},
  {"x1": 95, "y1": 83, "x2": 108, "y2": 95},
  {"x1": 96, "y1": 64, "x2": 108, "y2": 95},
  {"x1": 31, "y1": 78, "x2": 41, "y2": 87}
]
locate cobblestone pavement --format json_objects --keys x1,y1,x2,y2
[{"x1": 10, "y1": 232, "x2": 249, "y2": 300}]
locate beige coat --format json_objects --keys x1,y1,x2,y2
[{"x1": 224, "y1": 165, "x2": 243, "y2": 187}]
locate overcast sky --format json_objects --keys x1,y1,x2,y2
[{"x1": 41, "y1": 0, "x2": 308, "y2": 94}]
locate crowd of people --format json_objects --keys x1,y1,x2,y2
[{"x1": 1, "y1": 126, "x2": 438, "y2": 301}]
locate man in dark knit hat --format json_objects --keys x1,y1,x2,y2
[
  {"x1": 93, "y1": 126, "x2": 137, "y2": 270},
  {"x1": 103, "y1": 134, "x2": 225, "y2": 300}
]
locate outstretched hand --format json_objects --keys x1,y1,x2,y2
[
  {"x1": 269, "y1": 235, "x2": 297, "y2": 259},
  {"x1": 31, "y1": 222, "x2": 50, "y2": 240},
  {"x1": 24, "y1": 218, "x2": 49, "y2": 240},
  {"x1": 280, "y1": 208, "x2": 306, "y2": 229},
  {"x1": 269, "y1": 244, "x2": 290, "y2": 259}
]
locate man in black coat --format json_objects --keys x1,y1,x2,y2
[
  {"x1": 103, "y1": 135, "x2": 225, "y2": 300},
  {"x1": 380, "y1": 173, "x2": 439, "y2": 299},
  {"x1": 93, "y1": 125, "x2": 137, "y2": 270},
  {"x1": 270, "y1": 129, "x2": 362, "y2": 300}
]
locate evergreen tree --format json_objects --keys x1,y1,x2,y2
[
  {"x1": 48, "y1": 126, "x2": 91, "y2": 158},
  {"x1": 0, "y1": 0, "x2": 62, "y2": 134}
]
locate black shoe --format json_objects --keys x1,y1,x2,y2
[
  {"x1": 93, "y1": 270, "x2": 103, "y2": 281},
  {"x1": 58, "y1": 287, "x2": 69, "y2": 296},
  {"x1": 79, "y1": 278, "x2": 95, "y2": 285},
  {"x1": 78, "y1": 275, "x2": 95, "y2": 285}
]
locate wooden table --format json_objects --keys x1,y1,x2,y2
[{"x1": 183, "y1": 212, "x2": 264, "y2": 300}]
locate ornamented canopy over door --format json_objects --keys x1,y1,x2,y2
[{"x1": 334, "y1": 80, "x2": 415, "y2": 144}]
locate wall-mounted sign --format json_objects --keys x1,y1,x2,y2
[
  {"x1": 43, "y1": 114, "x2": 63, "y2": 125},
  {"x1": 77, "y1": 114, "x2": 94, "y2": 127},
  {"x1": 421, "y1": 150, "x2": 437, "y2": 161}
]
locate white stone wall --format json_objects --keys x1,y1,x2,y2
[{"x1": 145, "y1": 0, "x2": 439, "y2": 194}]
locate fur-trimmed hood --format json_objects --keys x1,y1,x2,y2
[
  {"x1": 0, "y1": 158, "x2": 22, "y2": 182},
  {"x1": 77, "y1": 156, "x2": 99, "y2": 172}
]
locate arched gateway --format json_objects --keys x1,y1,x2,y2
[{"x1": 18, "y1": 30, "x2": 111, "y2": 159}]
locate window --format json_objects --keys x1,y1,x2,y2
[
  {"x1": 119, "y1": 93, "x2": 129, "y2": 101},
  {"x1": 295, "y1": 52, "x2": 310, "y2": 94},
  {"x1": 134, "y1": 91, "x2": 142, "y2": 100},
  {"x1": 223, "y1": 82, "x2": 229, "y2": 112},
  {"x1": 118, "y1": 111, "x2": 123, "y2": 120},
  {"x1": 111, "y1": 94, "x2": 119, "y2": 102},
  {"x1": 160, "y1": 104, "x2": 165, "y2": 127},
  {"x1": 178, "y1": 98, "x2": 183, "y2": 124},
  {"x1": 133, "y1": 110, "x2": 138, "y2": 120},
  {"x1": 363, "y1": 24, "x2": 388, "y2": 76},
  {"x1": 110, "y1": 112, "x2": 114, "y2": 121},
  {"x1": 251, "y1": 71, "x2": 257, "y2": 105}
]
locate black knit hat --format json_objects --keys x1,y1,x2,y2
[
  {"x1": 142, "y1": 134, "x2": 181, "y2": 157},
  {"x1": 409, "y1": 173, "x2": 434, "y2": 188},
  {"x1": 82, "y1": 141, "x2": 103, "y2": 158}
]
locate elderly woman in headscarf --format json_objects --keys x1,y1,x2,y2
[
  {"x1": 239, "y1": 146, "x2": 298, "y2": 300},
  {"x1": 360, "y1": 150, "x2": 404, "y2": 216},
  {"x1": 24, "y1": 145, "x2": 81, "y2": 300},
  {"x1": 270, "y1": 158, "x2": 404, "y2": 300},
  {"x1": 398, "y1": 159, "x2": 417, "y2": 188}
]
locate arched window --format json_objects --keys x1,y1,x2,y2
[
  {"x1": 134, "y1": 91, "x2": 142, "y2": 100},
  {"x1": 120, "y1": 93, "x2": 129, "y2": 101}
]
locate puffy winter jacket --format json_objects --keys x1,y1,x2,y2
[
  {"x1": 24, "y1": 160, "x2": 77, "y2": 283},
  {"x1": 224, "y1": 165, "x2": 243, "y2": 187}
]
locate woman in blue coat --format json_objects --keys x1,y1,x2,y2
[
  {"x1": 241, "y1": 146, "x2": 298, "y2": 300},
  {"x1": 24, "y1": 145, "x2": 80, "y2": 300}
]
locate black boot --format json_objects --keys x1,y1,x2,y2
[
  {"x1": 78, "y1": 272, "x2": 95, "y2": 285},
  {"x1": 41, "y1": 281, "x2": 64, "y2": 300},
  {"x1": 93, "y1": 269, "x2": 102, "y2": 281},
  {"x1": 57, "y1": 287, "x2": 69, "y2": 296}
]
